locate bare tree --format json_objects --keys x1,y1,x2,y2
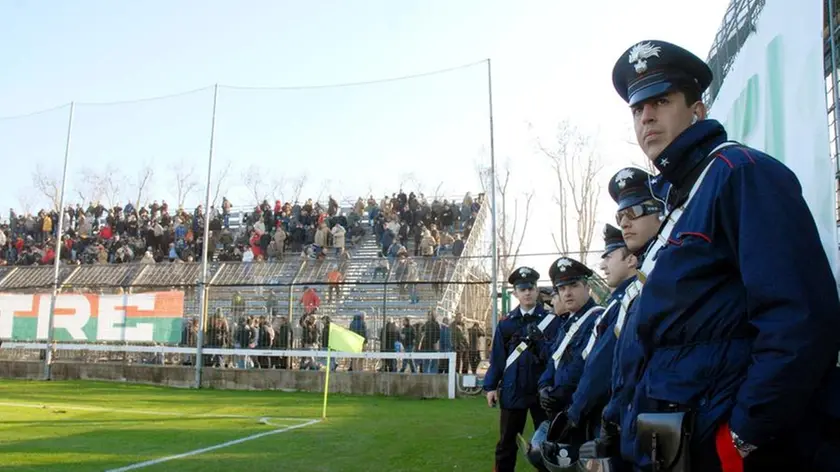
[
  {"x1": 539, "y1": 120, "x2": 603, "y2": 261},
  {"x1": 431, "y1": 181, "x2": 445, "y2": 202},
  {"x1": 133, "y1": 164, "x2": 154, "y2": 208},
  {"x1": 398, "y1": 172, "x2": 424, "y2": 195},
  {"x1": 171, "y1": 160, "x2": 199, "y2": 209},
  {"x1": 316, "y1": 178, "x2": 332, "y2": 204},
  {"x1": 72, "y1": 165, "x2": 126, "y2": 209},
  {"x1": 32, "y1": 165, "x2": 62, "y2": 211},
  {"x1": 75, "y1": 167, "x2": 107, "y2": 207},
  {"x1": 17, "y1": 192, "x2": 35, "y2": 215},
  {"x1": 271, "y1": 176, "x2": 288, "y2": 203},
  {"x1": 101, "y1": 168, "x2": 126, "y2": 209},
  {"x1": 289, "y1": 173, "x2": 308, "y2": 204},
  {"x1": 242, "y1": 164, "x2": 269, "y2": 204},
  {"x1": 210, "y1": 160, "x2": 232, "y2": 208},
  {"x1": 477, "y1": 161, "x2": 534, "y2": 280}
]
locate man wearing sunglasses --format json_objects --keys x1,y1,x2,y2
[
  {"x1": 564, "y1": 224, "x2": 640, "y2": 441},
  {"x1": 484, "y1": 266, "x2": 563, "y2": 472},
  {"x1": 608, "y1": 40, "x2": 840, "y2": 471},
  {"x1": 573, "y1": 167, "x2": 666, "y2": 468}
]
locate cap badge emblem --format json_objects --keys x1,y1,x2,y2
[
  {"x1": 614, "y1": 168, "x2": 635, "y2": 189},
  {"x1": 628, "y1": 42, "x2": 662, "y2": 74}
]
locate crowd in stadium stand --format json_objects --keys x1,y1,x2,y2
[
  {"x1": 0, "y1": 190, "x2": 480, "y2": 267},
  {"x1": 2, "y1": 190, "x2": 488, "y2": 373},
  {"x1": 185, "y1": 309, "x2": 486, "y2": 374},
  {"x1": 172, "y1": 189, "x2": 487, "y2": 373}
]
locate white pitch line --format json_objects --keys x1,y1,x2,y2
[
  {"x1": 0, "y1": 401, "x2": 310, "y2": 423},
  {"x1": 104, "y1": 419, "x2": 321, "y2": 472}
]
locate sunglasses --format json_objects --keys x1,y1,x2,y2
[{"x1": 615, "y1": 202, "x2": 661, "y2": 225}]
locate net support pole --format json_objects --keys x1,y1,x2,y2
[
  {"x1": 486, "y1": 58, "x2": 500, "y2": 331},
  {"x1": 195, "y1": 84, "x2": 219, "y2": 389},
  {"x1": 43, "y1": 102, "x2": 75, "y2": 381}
]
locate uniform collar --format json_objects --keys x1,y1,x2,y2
[
  {"x1": 514, "y1": 304, "x2": 544, "y2": 318},
  {"x1": 568, "y1": 297, "x2": 597, "y2": 321},
  {"x1": 635, "y1": 238, "x2": 655, "y2": 266},
  {"x1": 610, "y1": 276, "x2": 637, "y2": 300},
  {"x1": 652, "y1": 119, "x2": 728, "y2": 198}
]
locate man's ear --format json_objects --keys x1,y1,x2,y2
[{"x1": 693, "y1": 101, "x2": 708, "y2": 121}]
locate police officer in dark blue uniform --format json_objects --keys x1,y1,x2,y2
[
  {"x1": 484, "y1": 266, "x2": 563, "y2": 472},
  {"x1": 565, "y1": 224, "x2": 639, "y2": 439},
  {"x1": 578, "y1": 168, "x2": 666, "y2": 468},
  {"x1": 611, "y1": 39, "x2": 840, "y2": 471},
  {"x1": 537, "y1": 257, "x2": 603, "y2": 420}
]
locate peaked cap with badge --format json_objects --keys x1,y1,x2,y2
[
  {"x1": 602, "y1": 223, "x2": 626, "y2": 258},
  {"x1": 508, "y1": 266, "x2": 540, "y2": 289},
  {"x1": 608, "y1": 167, "x2": 662, "y2": 212},
  {"x1": 612, "y1": 40, "x2": 713, "y2": 107},
  {"x1": 548, "y1": 257, "x2": 593, "y2": 289}
]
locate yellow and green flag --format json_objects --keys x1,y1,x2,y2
[
  {"x1": 328, "y1": 323, "x2": 364, "y2": 353},
  {"x1": 322, "y1": 323, "x2": 365, "y2": 419}
]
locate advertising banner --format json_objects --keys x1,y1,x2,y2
[
  {"x1": 0, "y1": 291, "x2": 184, "y2": 343},
  {"x1": 708, "y1": 0, "x2": 839, "y2": 278}
]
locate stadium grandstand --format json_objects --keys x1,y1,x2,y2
[{"x1": 0, "y1": 190, "x2": 495, "y2": 374}]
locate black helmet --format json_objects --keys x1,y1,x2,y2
[
  {"x1": 541, "y1": 442, "x2": 618, "y2": 472},
  {"x1": 518, "y1": 412, "x2": 584, "y2": 471},
  {"x1": 517, "y1": 421, "x2": 552, "y2": 472}
]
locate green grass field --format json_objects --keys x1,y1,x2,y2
[{"x1": 0, "y1": 379, "x2": 539, "y2": 471}]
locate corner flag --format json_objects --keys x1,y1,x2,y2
[
  {"x1": 322, "y1": 323, "x2": 365, "y2": 419},
  {"x1": 328, "y1": 323, "x2": 364, "y2": 353}
]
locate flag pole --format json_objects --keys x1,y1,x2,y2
[{"x1": 321, "y1": 348, "x2": 332, "y2": 419}]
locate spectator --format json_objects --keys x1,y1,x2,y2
[
  {"x1": 399, "y1": 317, "x2": 417, "y2": 373},
  {"x1": 300, "y1": 286, "x2": 320, "y2": 316},
  {"x1": 348, "y1": 312, "x2": 368, "y2": 371},
  {"x1": 326, "y1": 267, "x2": 343, "y2": 303}
]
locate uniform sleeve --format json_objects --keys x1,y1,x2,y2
[
  {"x1": 539, "y1": 336, "x2": 559, "y2": 390},
  {"x1": 603, "y1": 301, "x2": 644, "y2": 426},
  {"x1": 483, "y1": 324, "x2": 505, "y2": 392},
  {"x1": 719, "y1": 159, "x2": 840, "y2": 446},
  {"x1": 538, "y1": 318, "x2": 561, "y2": 364},
  {"x1": 553, "y1": 315, "x2": 600, "y2": 398},
  {"x1": 568, "y1": 319, "x2": 618, "y2": 424}
]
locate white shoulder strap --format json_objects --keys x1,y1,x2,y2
[
  {"x1": 613, "y1": 279, "x2": 643, "y2": 337},
  {"x1": 552, "y1": 305, "x2": 604, "y2": 368},
  {"x1": 581, "y1": 298, "x2": 619, "y2": 360},
  {"x1": 638, "y1": 141, "x2": 739, "y2": 283},
  {"x1": 503, "y1": 312, "x2": 558, "y2": 371}
]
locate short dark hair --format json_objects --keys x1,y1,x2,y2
[{"x1": 674, "y1": 81, "x2": 702, "y2": 105}]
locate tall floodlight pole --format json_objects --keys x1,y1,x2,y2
[
  {"x1": 44, "y1": 102, "x2": 75, "y2": 380},
  {"x1": 195, "y1": 84, "x2": 219, "y2": 388},
  {"x1": 487, "y1": 59, "x2": 499, "y2": 331}
]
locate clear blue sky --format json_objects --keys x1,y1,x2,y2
[{"x1": 0, "y1": 0, "x2": 730, "y2": 270}]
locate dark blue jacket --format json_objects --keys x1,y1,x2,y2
[
  {"x1": 537, "y1": 298, "x2": 602, "y2": 403},
  {"x1": 483, "y1": 304, "x2": 562, "y2": 409},
  {"x1": 603, "y1": 290, "x2": 646, "y2": 464},
  {"x1": 625, "y1": 120, "x2": 840, "y2": 466},
  {"x1": 566, "y1": 277, "x2": 635, "y2": 426}
]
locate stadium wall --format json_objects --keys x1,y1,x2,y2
[{"x1": 0, "y1": 360, "x2": 452, "y2": 398}]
